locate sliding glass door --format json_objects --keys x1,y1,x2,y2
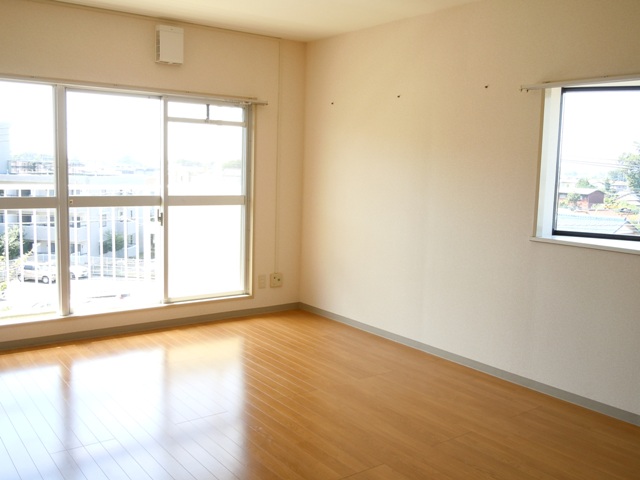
[
  {"x1": 65, "y1": 89, "x2": 163, "y2": 314},
  {"x1": 0, "y1": 80, "x2": 252, "y2": 322}
]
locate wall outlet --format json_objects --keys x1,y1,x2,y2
[
  {"x1": 270, "y1": 272, "x2": 283, "y2": 287},
  {"x1": 258, "y1": 274, "x2": 266, "y2": 289}
]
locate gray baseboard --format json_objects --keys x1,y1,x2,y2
[{"x1": 300, "y1": 303, "x2": 640, "y2": 427}]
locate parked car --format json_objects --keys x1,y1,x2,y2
[
  {"x1": 69, "y1": 264, "x2": 88, "y2": 280},
  {"x1": 19, "y1": 263, "x2": 57, "y2": 284},
  {"x1": 19, "y1": 263, "x2": 88, "y2": 283}
]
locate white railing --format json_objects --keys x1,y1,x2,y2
[{"x1": 88, "y1": 257, "x2": 156, "y2": 279}]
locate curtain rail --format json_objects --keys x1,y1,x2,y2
[
  {"x1": 0, "y1": 72, "x2": 268, "y2": 105},
  {"x1": 521, "y1": 73, "x2": 640, "y2": 91}
]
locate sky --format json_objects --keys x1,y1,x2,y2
[
  {"x1": 559, "y1": 89, "x2": 640, "y2": 174},
  {"x1": 1, "y1": 81, "x2": 242, "y2": 170},
  {"x1": 0, "y1": 81, "x2": 55, "y2": 156}
]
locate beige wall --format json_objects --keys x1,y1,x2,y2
[
  {"x1": 302, "y1": 0, "x2": 640, "y2": 416},
  {"x1": 0, "y1": 0, "x2": 305, "y2": 341}
]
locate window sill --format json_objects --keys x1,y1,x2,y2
[
  {"x1": 531, "y1": 235, "x2": 640, "y2": 255},
  {"x1": 0, "y1": 293, "x2": 253, "y2": 329}
]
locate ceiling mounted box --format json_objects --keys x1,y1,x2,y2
[{"x1": 156, "y1": 25, "x2": 184, "y2": 65}]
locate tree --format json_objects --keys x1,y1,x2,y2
[
  {"x1": 0, "y1": 227, "x2": 31, "y2": 295},
  {"x1": 608, "y1": 169, "x2": 626, "y2": 182},
  {"x1": 619, "y1": 144, "x2": 640, "y2": 192},
  {"x1": 566, "y1": 192, "x2": 581, "y2": 209},
  {"x1": 0, "y1": 226, "x2": 25, "y2": 260},
  {"x1": 576, "y1": 178, "x2": 594, "y2": 188},
  {"x1": 103, "y1": 231, "x2": 124, "y2": 254}
]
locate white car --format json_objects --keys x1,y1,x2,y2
[
  {"x1": 20, "y1": 263, "x2": 57, "y2": 284},
  {"x1": 20, "y1": 263, "x2": 88, "y2": 283},
  {"x1": 69, "y1": 264, "x2": 89, "y2": 279}
]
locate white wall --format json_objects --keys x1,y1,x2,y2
[
  {"x1": 0, "y1": 0, "x2": 304, "y2": 341},
  {"x1": 302, "y1": 0, "x2": 640, "y2": 416}
]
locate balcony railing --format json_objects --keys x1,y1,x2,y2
[{"x1": 89, "y1": 257, "x2": 156, "y2": 279}]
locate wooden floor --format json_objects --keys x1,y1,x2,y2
[{"x1": 0, "y1": 310, "x2": 639, "y2": 480}]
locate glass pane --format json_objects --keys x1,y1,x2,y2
[
  {"x1": 66, "y1": 91, "x2": 162, "y2": 196},
  {"x1": 168, "y1": 101, "x2": 243, "y2": 122},
  {"x1": 69, "y1": 206, "x2": 161, "y2": 314},
  {"x1": 168, "y1": 205, "x2": 244, "y2": 299},
  {"x1": 167, "y1": 101, "x2": 207, "y2": 120},
  {"x1": 168, "y1": 122, "x2": 244, "y2": 196},
  {"x1": 0, "y1": 81, "x2": 55, "y2": 196},
  {"x1": 556, "y1": 89, "x2": 640, "y2": 237},
  {"x1": 0, "y1": 208, "x2": 58, "y2": 321},
  {"x1": 208, "y1": 105, "x2": 243, "y2": 122}
]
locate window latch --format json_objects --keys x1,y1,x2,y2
[{"x1": 157, "y1": 209, "x2": 164, "y2": 226}]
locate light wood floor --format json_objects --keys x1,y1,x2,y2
[{"x1": 0, "y1": 310, "x2": 638, "y2": 480}]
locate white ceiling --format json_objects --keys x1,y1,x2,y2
[{"x1": 53, "y1": 0, "x2": 479, "y2": 41}]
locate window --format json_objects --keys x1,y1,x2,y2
[
  {"x1": 0, "y1": 79, "x2": 254, "y2": 322},
  {"x1": 165, "y1": 97, "x2": 249, "y2": 300},
  {"x1": 535, "y1": 80, "x2": 640, "y2": 250}
]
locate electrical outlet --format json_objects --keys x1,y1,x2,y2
[
  {"x1": 270, "y1": 272, "x2": 283, "y2": 288},
  {"x1": 258, "y1": 274, "x2": 266, "y2": 289}
]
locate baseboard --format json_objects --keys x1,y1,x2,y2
[{"x1": 300, "y1": 303, "x2": 640, "y2": 427}]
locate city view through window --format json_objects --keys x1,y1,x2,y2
[
  {"x1": 555, "y1": 88, "x2": 640, "y2": 239},
  {"x1": 0, "y1": 80, "x2": 250, "y2": 322}
]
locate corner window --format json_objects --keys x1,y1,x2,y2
[{"x1": 535, "y1": 82, "x2": 640, "y2": 248}]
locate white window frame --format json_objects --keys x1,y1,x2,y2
[
  {"x1": 162, "y1": 95, "x2": 254, "y2": 303},
  {"x1": 530, "y1": 76, "x2": 640, "y2": 255},
  {"x1": 0, "y1": 76, "x2": 261, "y2": 320}
]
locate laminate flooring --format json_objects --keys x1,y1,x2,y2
[{"x1": 0, "y1": 310, "x2": 638, "y2": 479}]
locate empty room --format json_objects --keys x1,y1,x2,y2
[{"x1": 0, "y1": 0, "x2": 639, "y2": 478}]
